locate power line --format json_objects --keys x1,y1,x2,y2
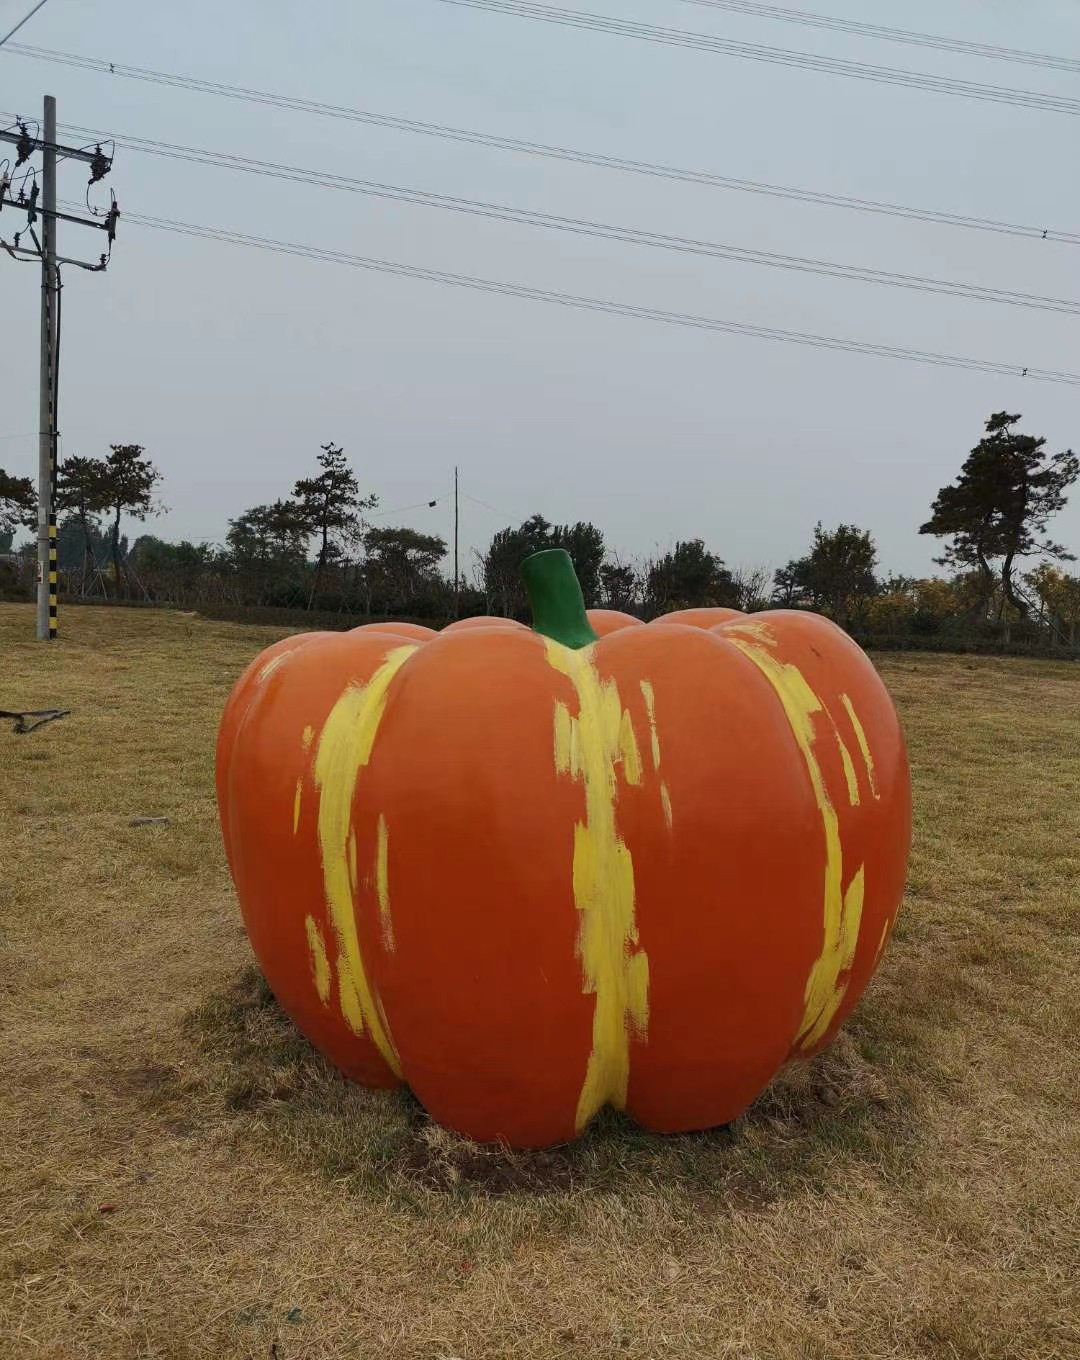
[
  {"x1": 3, "y1": 49, "x2": 1077, "y2": 244},
  {"x1": 435, "y1": 1, "x2": 1080, "y2": 116},
  {"x1": 464, "y1": 492, "x2": 526, "y2": 522},
  {"x1": 72, "y1": 202, "x2": 1080, "y2": 387},
  {"x1": 369, "y1": 498, "x2": 444, "y2": 520},
  {"x1": 51, "y1": 123, "x2": 1080, "y2": 316},
  {"x1": 673, "y1": 0, "x2": 1080, "y2": 75},
  {"x1": 0, "y1": 0, "x2": 50, "y2": 48}
]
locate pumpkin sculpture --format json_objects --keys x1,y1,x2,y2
[{"x1": 217, "y1": 550, "x2": 910, "y2": 1149}]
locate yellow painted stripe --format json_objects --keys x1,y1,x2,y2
[
  {"x1": 547, "y1": 641, "x2": 649, "y2": 1129},
  {"x1": 305, "y1": 915, "x2": 332, "y2": 1004},
  {"x1": 375, "y1": 813, "x2": 394, "y2": 950},
  {"x1": 730, "y1": 639, "x2": 864, "y2": 1052},
  {"x1": 836, "y1": 732, "x2": 861, "y2": 807},
  {"x1": 639, "y1": 679, "x2": 661, "y2": 770},
  {"x1": 799, "y1": 866, "x2": 864, "y2": 1048},
  {"x1": 314, "y1": 645, "x2": 416, "y2": 1076},
  {"x1": 302, "y1": 724, "x2": 315, "y2": 751},
  {"x1": 724, "y1": 619, "x2": 777, "y2": 646},
  {"x1": 840, "y1": 693, "x2": 879, "y2": 799},
  {"x1": 660, "y1": 781, "x2": 673, "y2": 831},
  {"x1": 553, "y1": 700, "x2": 578, "y2": 776},
  {"x1": 638, "y1": 680, "x2": 672, "y2": 829},
  {"x1": 618, "y1": 709, "x2": 643, "y2": 785}
]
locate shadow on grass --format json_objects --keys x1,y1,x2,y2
[{"x1": 172, "y1": 965, "x2": 920, "y2": 1214}]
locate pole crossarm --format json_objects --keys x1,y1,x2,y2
[
  {"x1": 0, "y1": 126, "x2": 111, "y2": 172},
  {"x1": 0, "y1": 237, "x2": 109, "y2": 269},
  {"x1": 0, "y1": 192, "x2": 116, "y2": 233}
]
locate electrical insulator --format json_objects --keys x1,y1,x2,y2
[
  {"x1": 88, "y1": 145, "x2": 112, "y2": 184},
  {"x1": 106, "y1": 199, "x2": 120, "y2": 243},
  {"x1": 15, "y1": 124, "x2": 32, "y2": 167}
]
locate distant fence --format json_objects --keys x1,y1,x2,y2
[
  {"x1": 5, "y1": 586, "x2": 1078, "y2": 661},
  {"x1": 45, "y1": 594, "x2": 453, "y2": 634},
  {"x1": 850, "y1": 632, "x2": 1080, "y2": 661},
  {"x1": 199, "y1": 612, "x2": 1080, "y2": 660},
  {"x1": 194, "y1": 601, "x2": 443, "y2": 632}
]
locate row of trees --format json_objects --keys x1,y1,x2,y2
[
  {"x1": 1, "y1": 411, "x2": 1077, "y2": 644},
  {"x1": 0, "y1": 445, "x2": 160, "y2": 596},
  {"x1": 479, "y1": 517, "x2": 767, "y2": 618}
]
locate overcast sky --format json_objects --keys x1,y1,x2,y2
[{"x1": 2, "y1": 0, "x2": 1078, "y2": 580}]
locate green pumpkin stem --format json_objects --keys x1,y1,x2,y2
[{"x1": 521, "y1": 549, "x2": 599, "y2": 650}]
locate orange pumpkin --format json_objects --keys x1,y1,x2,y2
[{"x1": 216, "y1": 550, "x2": 910, "y2": 1148}]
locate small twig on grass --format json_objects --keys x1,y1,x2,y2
[{"x1": 0, "y1": 708, "x2": 71, "y2": 735}]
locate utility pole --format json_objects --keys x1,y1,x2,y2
[
  {"x1": 1, "y1": 97, "x2": 118, "y2": 640},
  {"x1": 37, "y1": 94, "x2": 56, "y2": 641},
  {"x1": 453, "y1": 465, "x2": 460, "y2": 618}
]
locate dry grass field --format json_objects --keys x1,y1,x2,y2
[{"x1": 1, "y1": 603, "x2": 1077, "y2": 1360}]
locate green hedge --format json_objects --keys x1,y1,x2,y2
[
  {"x1": 195, "y1": 602, "x2": 440, "y2": 632},
  {"x1": 853, "y1": 633, "x2": 1080, "y2": 660},
  {"x1": 49, "y1": 596, "x2": 1080, "y2": 660}
]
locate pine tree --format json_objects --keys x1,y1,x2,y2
[{"x1": 921, "y1": 412, "x2": 1078, "y2": 618}]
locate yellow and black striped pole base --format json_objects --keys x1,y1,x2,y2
[{"x1": 48, "y1": 514, "x2": 57, "y2": 639}]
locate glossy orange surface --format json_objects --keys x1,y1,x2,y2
[{"x1": 217, "y1": 606, "x2": 910, "y2": 1148}]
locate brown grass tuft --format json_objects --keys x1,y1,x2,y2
[{"x1": 1, "y1": 603, "x2": 1077, "y2": 1359}]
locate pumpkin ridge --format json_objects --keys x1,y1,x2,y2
[
  {"x1": 313, "y1": 644, "x2": 417, "y2": 1076},
  {"x1": 545, "y1": 639, "x2": 650, "y2": 1130},
  {"x1": 728, "y1": 634, "x2": 865, "y2": 1053}
]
